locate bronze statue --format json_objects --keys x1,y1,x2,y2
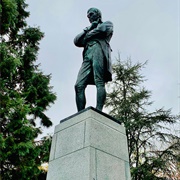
[{"x1": 74, "y1": 7, "x2": 113, "y2": 112}]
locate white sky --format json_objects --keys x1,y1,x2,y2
[{"x1": 26, "y1": 0, "x2": 180, "y2": 136}]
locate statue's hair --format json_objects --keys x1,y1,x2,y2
[{"x1": 87, "y1": 7, "x2": 102, "y2": 19}]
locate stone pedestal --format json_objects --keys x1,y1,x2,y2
[{"x1": 46, "y1": 107, "x2": 131, "y2": 180}]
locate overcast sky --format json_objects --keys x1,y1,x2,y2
[{"x1": 26, "y1": 0, "x2": 179, "y2": 136}]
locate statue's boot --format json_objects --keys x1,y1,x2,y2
[{"x1": 96, "y1": 85, "x2": 106, "y2": 111}]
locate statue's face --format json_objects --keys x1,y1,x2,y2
[{"x1": 87, "y1": 10, "x2": 99, "y2": 23}]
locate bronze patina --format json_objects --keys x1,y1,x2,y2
[{"x1": 74, "y1": 8, "x2": 113, "y2": 111}]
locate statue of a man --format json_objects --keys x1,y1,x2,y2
[{"x1": 74, "y1": 7, "x2": 113, "y2": 112}]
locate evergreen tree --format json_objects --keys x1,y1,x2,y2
[
  {"x1": 105, "y1": 55, "x2": 180, "y2": 180},
  {"x1": 0, "y1": 0, "x2": 56, "y2": 179}
]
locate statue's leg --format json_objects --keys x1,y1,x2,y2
[
  {"x1": 74, "y1": 84, "x2": 86, "y2": 111},
  {"x1": 74, "y1": 58, "x2": 92, "y2": 111},
  {"x1": 96, "y1": 83, "x2": 106, "y2": 111},
  {"x1": 92, "y1": 44, "x2": 106, "y2": 111}
]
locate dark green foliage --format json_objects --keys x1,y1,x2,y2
[
  {"x1": 0, "y1": 0, "x2": 56, "y2": 179},
  {"x1": 105, "y1": 55, "x2": 180, "y2": 179}
]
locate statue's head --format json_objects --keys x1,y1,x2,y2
[{"x1": 87, "y1": 8, "x2": 102, "y2": 23}]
